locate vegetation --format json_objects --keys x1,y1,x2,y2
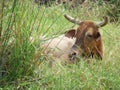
[
  {"x1": 0, "y1": 0, "x2": 120, "y2": 89},
  {"x1": 98, "y1": 0, "x2": 120, "y2": 22}
]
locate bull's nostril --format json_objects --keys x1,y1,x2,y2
[
  {"x1": 69, "y1": 52, "x2": 77, "y2": 60},
  {"x1": 72, "y1": 52, "x2": 77, "y2": 56}
]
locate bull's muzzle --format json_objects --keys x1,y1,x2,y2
[{"x1": 69, "y1": 45, "x2": 79, "y2": 60}]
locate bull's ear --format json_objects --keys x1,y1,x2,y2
[
  {"x1": 95, "y1": 32, "x2": 101, "y2": 41},
  {"x1": 65, "y1": 29, "x2": 77, "y2": 38}
]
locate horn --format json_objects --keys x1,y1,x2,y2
[
  {"x1": 96, "y1": 16, "x2": 108, "y2": 27},
  {"x1": 64, "y1": 14, "x2": 82, "y2": 25}
]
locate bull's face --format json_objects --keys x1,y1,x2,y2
[{"x1": 64, "y1": 14, "x2": 108, "y2": 60}]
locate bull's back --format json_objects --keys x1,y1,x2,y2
[{"x1": 43, "y1": 35, "x2": 76, "y2": 58}]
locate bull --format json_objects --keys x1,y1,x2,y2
[
  {"x1": 64, "y1": 14, "x2": 108, "y2": 60},
  {"x1": 43, "y1": 14, "x2": 108, "y2": 63}
]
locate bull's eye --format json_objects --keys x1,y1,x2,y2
[{"x1": 87, "y1": 34, "x2": 93, "y2": 38}]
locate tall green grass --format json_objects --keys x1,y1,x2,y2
[
  {"x1": 0, "y1": 0, "x2": 120, "y2": 89},
  {"x1": 0, "y1": 0, "x2": 36, "y2": 83}
]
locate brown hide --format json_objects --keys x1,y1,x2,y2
[{"x1": 64, "y1": 14, "x2": 108, "y2": 60}]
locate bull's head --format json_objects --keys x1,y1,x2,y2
[{"x1": 64, "y1": 14, "x2": 108, "y2": 60}]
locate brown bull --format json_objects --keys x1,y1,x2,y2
[{"x1": 64, "y1": 14, "x2": 108, "y2": 60}]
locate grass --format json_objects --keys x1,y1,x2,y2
[{"x1": 0, "y1": 0, "x2": 120, "y2": 89}]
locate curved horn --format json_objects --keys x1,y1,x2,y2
[
  {"x1": 96, "y1": 16, "x2": 108, "y2": 27},
  {"x1": 64, "y1": 14, "x2": 82, "y2": 25}
]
